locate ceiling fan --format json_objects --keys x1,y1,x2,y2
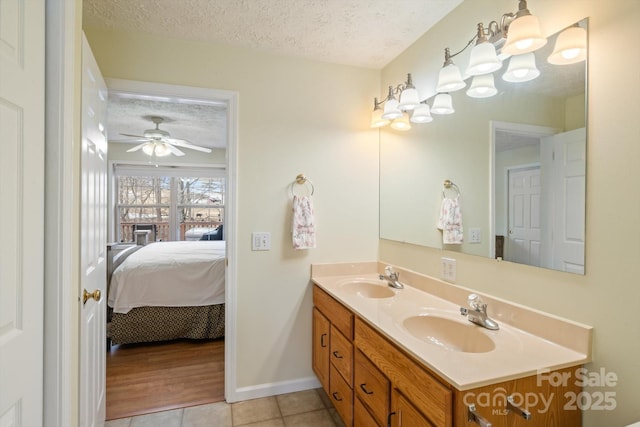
[{"x1": 122, "y1": 116, "x2": 212, "y2": 157}]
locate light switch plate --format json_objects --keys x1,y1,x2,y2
[
  {"x1": 252, "y1": 232, "x2": 271, "y2": 251},
  {"x1": 441, "y1": 257, "x2": 456, "y2": 282}
]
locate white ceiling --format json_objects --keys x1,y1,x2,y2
[
  {"x1": 83, "y1": 0, "x2": 463, "y2": 70},
  {"x1": 86, "y1": 0, "x2": 464, "y2": 151}
]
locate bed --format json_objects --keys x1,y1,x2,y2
[{"x1": 106, "y1": 240, "x2": 226, "y2": 345}]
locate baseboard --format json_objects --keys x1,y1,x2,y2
[{"x1": 228, "y1": 376, "x2": 321, "y2": 403}]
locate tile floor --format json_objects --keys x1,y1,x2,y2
[{"x1": 105, "y1": 388, "x2": 346, "y2": 427}]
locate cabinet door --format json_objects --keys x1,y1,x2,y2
[
  {"x1": 391, "y1": 389, "x2": 435, "y2": 427},
  {"x1": 312, "y1": 308, "x2": 330, "y2": 393},
  {"x1": 355, "y1": 396, "x2": 382, "y2": 427}
]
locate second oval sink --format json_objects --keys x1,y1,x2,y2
[
  {"x1": 339, "y1": 280, "x2": 395, "y2": 299},
  {"x1": 402, "y1": 315, "x2": 496, "y2": 353}
]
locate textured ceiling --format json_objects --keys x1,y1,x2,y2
[{"x1": 83, "y1": 0, "x2": 463, "y2": 69}]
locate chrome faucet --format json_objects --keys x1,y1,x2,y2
[
  {"x1": 379, "y1": 266, "x2": 404, "y2": 289},
  {"x1": 460, "y1": 294, "x2": 499, "y2": 330}
]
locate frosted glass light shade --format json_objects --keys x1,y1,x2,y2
[
  {"x1": 466, "y1": 42, "x2": 502, "y2": 76},
  {"x1": 436, "y1": 64, "x2": 466, "y2": 92},
  {"x1": 390, "y1": 114, "x2": 411, "y2": 131},
  {"x1": 398, "y1": 87, "x2": 421, "y2": 111},
  {"x1": 142, "y1": 143, "x2": 155, "y2": 156},
  {"x1": 381, "y1": 98, "x2": 403, "y2": 120},
  {"x1": 370, "y1": 107, "x2": 390, "y2": 128},
  {"x1": 502, "y1": 14, "x2": 547, "y2": 55},
  {"x1": 431, "y1": 93, "x2": 455, "y2": 115},
  {"x1": 502, "y1": 52, "x2": 540, "y2": 82},
  {"x1": 154, "y1": 142, "x2": 171, "y2": 157},
  {"x1": 410, "y1": 104, "x2": 433, "y2": 123},
  {"x1": 467, "y1": 74, "x2": 498, "y2": 98},
  {"x1": 548, "y1": 26, "x2": 587, "y2": 65}
]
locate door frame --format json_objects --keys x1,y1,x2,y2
[
  {"x1": 104, "y1": 78, "x2": 240, "y2": 404},
  {"x1": 489, "y1": 121, "x2": 557, "y2": 260}
]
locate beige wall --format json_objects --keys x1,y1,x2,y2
[
  {"x1": 379, "y1": 1, "x2": 640, "y2": 426},
  {"x1": 84, "y1": 28, "x2": 380, "y2": 392}
]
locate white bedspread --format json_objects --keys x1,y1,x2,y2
[{"x1": 108, "y1": 241, "x2": 225, "y2": 314}]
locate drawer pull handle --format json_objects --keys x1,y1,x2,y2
[
  {"x1": 507, "y1": 395, "x2": 531, "y2": 420},
  {"x1": 360, "y1": 383, "x2": 374, "y2": 395},
  {"x1": 387, "y1": 411, "x2": 396, "y2": 427},
  {"x1": 467, "y1": 404, "x2": 492, "y2": 427},
  {"x1": 332, "y1": 351, "x2": 343, "y2": 359},
  {"x1": 332, "y1": 392, "x2": 343, "y2": 402},
  {"x1": 320, "y1": 333, "x2": 327, "y2": 348}
]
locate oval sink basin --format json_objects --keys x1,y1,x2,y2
[
  {"x1": 402, "y1": 315, "x2": 496, "y2": 353},
  {"x1": 339, "y1": 280, "x2": 395, "y2": 299}
]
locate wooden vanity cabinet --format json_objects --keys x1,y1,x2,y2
[
  {"x1": 313, "y1": 284, "x2": 581, "y2": 427},
  {"x1": 312, "y1": 286, "x2": 354, "y2": 426}
]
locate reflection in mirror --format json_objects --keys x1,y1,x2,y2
[{"x1": 379, "y1": 19, "x2": 587, "y2": 274}]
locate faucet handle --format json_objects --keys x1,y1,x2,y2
[
  {"x1": 384, "y1": 265, "x2": 399, "y2": 279},
  {"x1": 468, "y1": 293, "x2": 486, "y2": 311}
]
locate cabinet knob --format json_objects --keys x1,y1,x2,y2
[
  {"x1": 332, "y1": 392, "x2": 343, "y2": 402},
  {"x1": 332, "y1": 351, "x2": 343, "y2": 359},
  {"x1": 467, "y1": 404, "x2": 492, "y2": 427},
  {"x1": 320, "y1": 333, "x2": 327, "y2": 348}
]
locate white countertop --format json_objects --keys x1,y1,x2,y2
[{"x1": 312, "y1": 265, "x2": 592, "y2": 391}]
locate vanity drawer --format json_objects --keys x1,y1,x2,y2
[
  {"x1": 355, "y1": 317, "x2": 453, "y2": 427},
  {"x1": 314, "y1": 285, "x2": 354, "y2": 340},
  {"x1": 354, "y1": 349, "x2": 389, "y2": 426},
  {"x1": 354, "y1": 395, "x2": 382, "y2": 427},
  {"x1": 330, "y1": 325, "x2": 353, "y2": 386},
  {"x1": 330, "y1": 364, "x2": 353, "y2": 426}
]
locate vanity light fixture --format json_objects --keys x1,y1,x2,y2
[
  {"x1": 369, "y1": 1, "x2": 586, "y2": 130},
  {"x1": 548, "y1": 24, "x2": 587, "y2": 65},
  {"x1": 466, "y1": 23, "x2": 503, "y2": 76},
  {"x1": 466, "y1": 73, "x2": 498, "y2": 98},
  {"x1": 501, "y1": 0, "x2": 547, "y2": 55},
  {"x1": 502, "y1": 52, "x2": 540, "y2": 82}
]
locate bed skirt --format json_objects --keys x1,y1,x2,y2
[{"x1": 108, "y1": 303, "x2": 225, "y2": 345}]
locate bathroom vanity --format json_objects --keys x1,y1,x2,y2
[{"x1": 311, "y1": 262, "x2": 592, "y2": 427}]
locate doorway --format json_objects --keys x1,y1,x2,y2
[{"x1": 103, "y1": 79, "x2": 238, "y2": 419}]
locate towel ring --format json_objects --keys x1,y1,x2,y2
[
  {"x1": 442, "y1": 179, "x2": 460, "y2": 198},
  {"x1": 290, "y1": 173, "x2": 314, "y2": 197}
]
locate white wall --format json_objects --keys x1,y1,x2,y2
[
  {"x1": 379, "y1": 1, "x2": 640, "y2": 426},
  {"x1": 84, "y1": 28, "x2": 380, "y2": 394}
]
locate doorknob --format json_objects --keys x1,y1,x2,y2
[{"x1": 83, "y1": 289, "x2": 101, "y2": 305}]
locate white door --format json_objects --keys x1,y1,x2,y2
[
  {"x1": 0, "y1": 0, "x2": 45, "y2": 425},
  {"x1": 79, "y1": 34, "x2": 109, "y2": 427},
  {"x1": 507, "y1": 167, "x2": 542, "y2": 266},
  {"x1": 542, "y1": 128, "x2": 586, "y2": 274}
]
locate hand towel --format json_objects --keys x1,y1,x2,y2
[
  {"x1": 292, "y1": 195, "x2": 316, "y2": 249},
  {"x1": 437, "y1": 196, "x2": 463, "y2": 244}
]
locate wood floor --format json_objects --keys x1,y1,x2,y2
[{"x1": 106, "y1": 338, "x2": 225, "y2": 420}]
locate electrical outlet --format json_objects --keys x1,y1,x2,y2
[
  {"x1": 251, "y1": 232, "x2": 271, "y2": 251},
  {"x1": 441, "y1": 257, "x2": 457, "y2": 282},
  {"x1": 469, "y1": 228, "x2": 481, "y2": 243}
]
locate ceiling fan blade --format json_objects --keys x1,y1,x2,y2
[
  {"x1": 120, "y1": 133, "x2": 147, "y2": 138},
  {"x1": 110, "y1": 138, "x2": 150, "y2": 143},
  {"x1": 166, "y1": 138, "x2": 212, "y2": 153},
  {"x1": 126, "y1": 142, "x2": 149, "y2": 152},
  {"x1": 164, "y1": 144, "x2": 186, "y2": 157}
]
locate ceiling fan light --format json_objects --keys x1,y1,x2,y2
[
  {"x1": 431, "y1": 93, "x2": 455, "y2": 115},
  {"x1": 436, "y1": 64, "x2": 466, "y2": 93},
  {"x1": 467, "y1": 74, "x2": 498, "y2": 98},
  {"x1": 466, "y1": 42, "x2": 502, "y2": 76},
  {"x1": 548, "y1": 25, "x2": 587, "y2": 65},
  {"x1": 502, "y1": 14, "x2": 547, "y2": 56},
  {"x1": 142, "y1": 142, "x2": 155, "y2": 156},
  {"x1": 154, "y1": 142, "x2": 172, "y2": 157},
  {"x1": 502, "y1": 52, "x2": 540, "y2": 82}
]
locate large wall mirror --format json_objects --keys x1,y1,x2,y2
[{"x1": 380, "y1": 19, "x2": 587, "y2": 274}]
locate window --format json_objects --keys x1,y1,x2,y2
[{"x1": 114, "y1": 165, "x2": 225, "y2": 242}]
